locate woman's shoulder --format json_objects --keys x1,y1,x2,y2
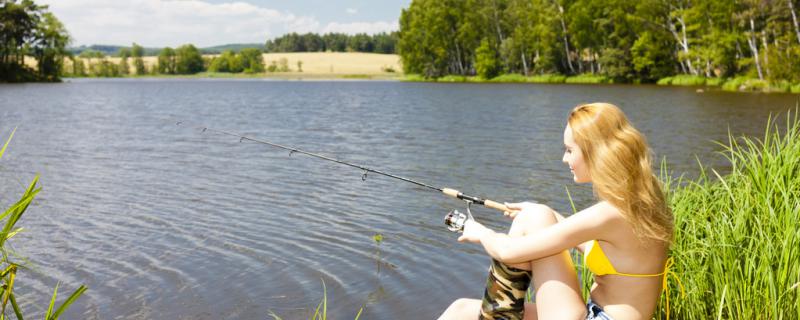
[{"x1": 587, "y1": 201, "x2": 625, "y2": 222}]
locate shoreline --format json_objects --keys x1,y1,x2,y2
[{"x1": 55, "y1": 73, "x2": 800, "y2": 95}]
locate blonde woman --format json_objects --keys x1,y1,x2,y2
[{"x1": 438, "y1": 103, "x2": 679, "y2": 320}]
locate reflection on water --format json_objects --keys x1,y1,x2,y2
[{"x1": 0, "y1": 79, "x2": 796, "y2": 319}]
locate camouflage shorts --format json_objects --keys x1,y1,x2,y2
[{"x1": 479, "y1": 259, "x2": 532, "y2": 320}]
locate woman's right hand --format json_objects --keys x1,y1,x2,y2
[{"x1": 503, "y1": 201, "x2": 539, "y2": 218}]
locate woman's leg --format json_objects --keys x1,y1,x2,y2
[
  {"x1": 438, "y1": 298, "x2": 481, "y2": 320},
  {"x1": 510, "y1": 204, "x2": 587, "y2": 320}
]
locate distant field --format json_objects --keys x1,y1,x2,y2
[{"x1": 41, "y1": 52, "x2": 402, "y2": 78}]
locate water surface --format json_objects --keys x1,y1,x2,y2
[{"x1": 0, "y1": 79, "x2": 796, "y2": 319}]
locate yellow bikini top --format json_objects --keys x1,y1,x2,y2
[{"x1": 584, "y1": 240, "x2": 684, "y2": 319}]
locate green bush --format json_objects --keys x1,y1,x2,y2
[
  {"x1": 792, "y1": 84, "x2": 800, "y2": 94},
  {"x1": 660, "y1": 110, "x2": 800, "y2": 319},
  {"x1": 705, "y1": 77, "x2": 725, "y2": 86},
  {"x1": 721, "y1": 77, "x2": 750, "y2": 91},
  {"x1": 669, "y1": 75, "x2": 707, "y2": 86},
  {"x1": 656, "y1": 77, "x2": 673, "y2": 85}
]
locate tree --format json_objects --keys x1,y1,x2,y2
[
  {"x1": 131, "y1": 43, "x2": 146, "y2": 75},
  {"x1": 157, "y1": 47, "x2": 176, "y2": 74},
  {"x1": 238, "y1": 48, "x2": 264, "y2": 73},
  {"x1": 174, "y1": 44, "x2": 203, "y2": 74},
  {"x1": 117, "y1": 47, "x2": 130, "y2": 75},
  {"x1": 1, "y1": 1, "x2": 70, "y2": 82},
  {"x1": 476, "y1": 38, "x2": 500, "y2": 79}
]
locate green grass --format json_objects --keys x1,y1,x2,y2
[
  {"x1": 719, "y1": 77, "x2": 796, "y2": 93},
  {"x1": 564, "y1": 74, "x2": 612, "y2": 84},
  {"x1": 527, "y1": 74, "x2": 567, "y2": 83},
  {"x1": 655, "y1": 108, "x2": 800, "y2": 319},
  {"x1": 488, "y1": 74, "x2": 528, "y2": 83}
]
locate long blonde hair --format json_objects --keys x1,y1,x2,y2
[{"x1": 568, "y1": 103, "x2": 673, "y2": 244}]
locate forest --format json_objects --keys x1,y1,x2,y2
[{"x1": 398, "y1": 0, "x2": 800, "y2": 87}]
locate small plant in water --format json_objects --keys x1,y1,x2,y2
[
  {"x1": 372, "y1": 233, "x2": 383, "y2": 276},
  {"x1": 268, "y1": 280, "x2": 363, "y2": 320}
]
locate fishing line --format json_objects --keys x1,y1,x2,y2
[{"x1": 175, "y1": 121, "x2": 512, "y2": 221}]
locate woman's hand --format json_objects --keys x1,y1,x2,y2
[
  {"x1": 503, "y1": 201, "x2": 539, "y2": 218},
  {"x1": 457, "y1": 219, "x2": 492, "y2": 243}
]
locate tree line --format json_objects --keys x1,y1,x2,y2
[
  {"x1": 398, "y1": 0, "x2": 800, "y2": 84},
  {"x1": 1, "y1": 0, "x2": 70, "y2": 82},
  {"x1": 265, "y1": 32, "x2": 398, "y2": 54},
  {"x1": 62, "y1": 44, "x2": 304, "y2": 77}
]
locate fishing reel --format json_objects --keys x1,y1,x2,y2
[{"x1": 444, "y1": 201, "x2": 475, "y2": 233}]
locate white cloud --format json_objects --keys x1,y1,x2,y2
[
  {"x1": 38, "y1": 0, "x2": 321, "y2": 47},
  {"x1": 38, "y1": 0, "x2": 400, "y2": 47},
  {"x1": 345, "y1": 8, "x2": 358, "y2": 15},
  {"x1": 321, "y1": 21, "x2": 398, "y2": 35}
]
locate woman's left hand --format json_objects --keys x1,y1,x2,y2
[{"x1": 457, "y1": 219, "x2": 491, "y2": 243}]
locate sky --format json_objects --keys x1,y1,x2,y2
[{"x1": 38, "y1": 0, "x2": 412, "y2": 48}]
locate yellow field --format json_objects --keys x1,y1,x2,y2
[{"x1": 43, "y1": 52, "x2": 402, "y2": 78}]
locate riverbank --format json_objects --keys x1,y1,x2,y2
[{"x1": 402, "y1": 73, "x2": 800, "y2": 94}]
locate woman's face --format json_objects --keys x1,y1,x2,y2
[{"x1": 563, "y1": 125, "x2": 591, "y2": 183}]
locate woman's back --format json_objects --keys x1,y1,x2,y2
[{"x1": 586, "y1": 202, "x2": 669, "y2": 320}]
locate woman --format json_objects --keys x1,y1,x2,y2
[{"x1": 438, "y1": 103, "x2": 678, "y2": 320}]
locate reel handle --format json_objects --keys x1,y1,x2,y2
[{"x1": 442, "y1": 188, "x2": 514, "y2": 213}]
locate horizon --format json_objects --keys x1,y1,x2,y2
[{"x1": 39, "y1": 0, "x2": 411, "y2": 48}]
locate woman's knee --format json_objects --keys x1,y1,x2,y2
[{"x1": 509, "y1": 204, "x2": 558, "y2": 236}]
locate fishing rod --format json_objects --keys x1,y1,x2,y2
[{"x1": 175, "y1": 121, "x2": 513, "y2": 231}]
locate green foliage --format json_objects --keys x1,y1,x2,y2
[
  {"x1": 669, "y1": 75, "x2": 707, "y2": 86},
  {"x1": 238, "y1": 48, "x2": 264, "y2": 73},
  {"x1": 475, "y1": 38, "x2": 500, "y2": 80},
  {"x1": 174, "y1": 44, "x2": 204, "y2": 74},
  {"x1": 0, "y1": 129, "x2": 87, "y2": 319},
  {"x1": 720, "y1": 77, "x2": 782, "y2": 92},
  {"x1": 659, "y1": 109, "x2": 800, "y2": 319},
  {"x1": 157, "y1": 47, "x2": 176, "y2": 74}
]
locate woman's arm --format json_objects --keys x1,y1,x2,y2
[
  {"x1": 459, "y1": 202, "x2": 618, "y2": 264},
  {"x1": 504, "y1": 202, "x2": 588, "y2": 253}
]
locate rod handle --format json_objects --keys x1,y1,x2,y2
[
  {"x1": 442, "y1": 188, "x2": 512, "y2": 213},
  {"x1": 483, "y1": 199, "x2": 509, "y2": 212},
  {"x1": 442, "y1": 188, "x2": 460, "y2": 198}
]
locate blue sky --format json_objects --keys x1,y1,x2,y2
[{"x1": 39, "y1": 0, "x2": 412, "y2": 48}]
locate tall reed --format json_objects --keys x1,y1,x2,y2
[
  {"x1": 654, "y1": 108, "x2": 800, "y2": 319},
  {"x1": 0, "y1": 129, "x2": 86, "y2": 320}
]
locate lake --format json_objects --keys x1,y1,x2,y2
[{"x1": 0, "y1": 79, "x2": 797, "y2": 319}]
